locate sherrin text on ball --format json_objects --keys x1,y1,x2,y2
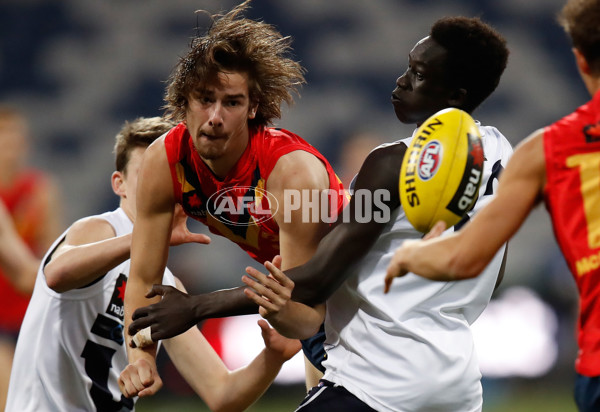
[{"x1": 399, "y1": 108, "x2": 485, "y2": 233}]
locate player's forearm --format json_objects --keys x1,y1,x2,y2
[
  {"x1": 45, "y1": 234, "x2": 132, "y2": 292},
  {"x1": 124, "y1": 276, "x2": 160, "y2": 362},
  {"x1": 213, "y1": 348, "x2": 288, "y2": 412},
  {"x1": 266, "y1": 301, "x2": 324, "y2": 340},
  {"x1": 0, "y1": 227, "x2": 40, "y2": 294},
  {"x1": 289, "y1": 218, "x2": 384, "y2": 305},
  {"x1": 191, "y1": 286, "x2": 258, "y2": 321}
]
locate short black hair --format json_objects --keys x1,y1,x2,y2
[{"x1": 430, "y1": 17, "x2": 509, "y2": 113}]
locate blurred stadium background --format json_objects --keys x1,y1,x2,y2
[{"x1": 1, "y1": 0, "x2": 584, "y2": 410}]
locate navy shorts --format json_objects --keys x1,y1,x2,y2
[
  {"x1": 295, "y1": 380, "x2": 376, "y2": 411},
  {"x1": 575, "y1": 373, "x2": 600, "y2": 412},
  {"x1": 300, "y1": 323, "x2": 327, "y2": 372}
]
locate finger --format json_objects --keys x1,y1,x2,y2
[
  {"x1": 257, "y1": 319, "x2": 271, "y2": 335},
  {"x1": 145, "y1": 284, "x2": 170, "y2": 298},
  {"x1": 245, "y1": 266, "x2": 276, "y2": 289},
  {"x1": 383, "y1": 275, "x2": 393, "y2": 294},
  {"x1": 243, "y1": 272, "x2": 286, "y2": 302},
  {"x1": 243, "y1": 288, "x2": 279, "y2": 313},
  {"x1": 423, "y1": 220, "x2": 446, "y2": 240},
  {"x1": 128, "y1": 316, "x2": 152, "y2": 337},
  {"x1": 189, "y1": 233, "x2": 211, "y2": 244},
  {"x1": 119, "y1": 371, "x2": 136, "y2": 398},
  {"x1": 264, "y1": 261, "x2": 294, "y2": 288},
  {"x1": 132, "y1": 327, "x2": 154, "y2": 348},
  {"x1": 137, "y1": 376, "x2": 162, "y2": 398},
  {"x1": 272, "y1": 255, "x2": 282, "y2": 270}
]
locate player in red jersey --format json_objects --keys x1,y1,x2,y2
[
  {"x1": 385, "y1": 0, "x2": 600, "y2": 410},
  {"x1": 0, "y1": 106, "x2": 63, "y2": 409},
  {"x1": 122, "y1": 0, "x2": 346, "y2": 396}
]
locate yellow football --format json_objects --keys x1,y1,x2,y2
[{"x1": 399, "y1": 108, "x2": 485, "y2": 233}]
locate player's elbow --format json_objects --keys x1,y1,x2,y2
[
  {"x1": 447, "y1": 250, "x2": 487, "y2": 281},
  {"x1": 44, "y1": 266, "x2": 73, "y2": 293}
]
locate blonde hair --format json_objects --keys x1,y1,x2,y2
[{"x1": 113, "y1": 117, "x2": 175, "y2": 172}]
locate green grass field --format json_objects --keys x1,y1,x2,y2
[{"x1": 136, "y1": 380, "x2": 578, "y2": 412}]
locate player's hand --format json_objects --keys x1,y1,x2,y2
[
  {"x1": 169, "y1": 204, "x2": 211, "y2": 246},
  {"x1": 129, "y1": 285, "x2": 198, "y2": 345},
  {"x1": 422, "y1": 220, "x2": 446, "y2": 240},
  {"x1": 384, "y1": 220, "x2": 446, "y2": 293},
  {"x1": 257, "y1": 319, "x2": 301, "y2": 361},
  {"x1": 242, "y1": 256, "x2": 294, "y2": 322},
  {"x1": 118, "y1": 358, "x2": 163, "y2": 398}
]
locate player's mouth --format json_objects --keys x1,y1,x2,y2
[{"x1": 200, "y1": 132, "x2": 226, "y2": 140}]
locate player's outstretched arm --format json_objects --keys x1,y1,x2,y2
[
  {"x1": 385, "y1": 129, "x2": 546, "y2": 287},
  {"x1": 44, "y1": 217, "x2": 131, "y2": 292},
  {"x1": 243, "y1": 256, "x2": 325, "y2": 339},
  {"x1": 286, "y1": 143, "x2": 406, "y2": 305},
  {"x1": 124, "y1": 138, "x2": 177, "y2": 380},
  {"x1": 154, "y1": 279, "x2": 300, "y2": 411}
]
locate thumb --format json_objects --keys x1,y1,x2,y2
[
  {"x1": 145, "y1": 284, "x2": 168, "y2": 298},
  {"x1": 189, "y1": 233, "x2": 211, "y2": 244},
  {"x1": 423, "y1": 220, "x2": 446, "y2": 240}
]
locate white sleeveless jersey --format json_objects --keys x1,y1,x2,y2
[
  {"x1": 322, "y1": 124, "x2": 513, "y2": 412},
  {"x1": 5, "y1": 208, "x2": 175, "y2": 412}
]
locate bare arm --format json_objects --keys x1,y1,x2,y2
[
  {"x1": 44, "y1": 218, "x2": 129, "y2": 292},
  {"x1": 254, "y1": 150, "x2": 332, "y2": 337},
  {"x1": 161, "y1": 278, "x2": 300, "y2": 412},
  {"x1": 128, "y1": 144, "x2": 405, "y2": 339},
  {"x1": 385, "y1": 130, "x2": 546, "y2": 285},
  {"x1": 287, "y1": 143, "x2": 404, "y2": 304},
  {"x1": 0, "y1": 201, "x2": 41, "y2": 294},
  {"x1": 127, "y1": 150, "x2": 340, "y2": 339},
  {"x1": 124, "y1": 137, "x2": 175, "y2": 383}
]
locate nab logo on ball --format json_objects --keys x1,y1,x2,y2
[
  {"x1": 399, "y1": 108, "x2": 484, "y2": 233},
  {"x1": 417, "y1": 141, "x2": 442, "y2": 181}
]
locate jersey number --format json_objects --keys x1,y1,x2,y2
[
  {"x1": 81, "y1": 314, "x2": 133, "y2": 411},
  {"x1": 566, "y1": 152, "x2": 600, "y2": 248}
]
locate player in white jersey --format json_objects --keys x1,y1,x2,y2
[
  {"x1": 122, "y1": 16, "x2": 511, "y2": 411},
  {"x1": 239, "y1": 18, "x2": 512, "y2": 412},
  {"x1": 5, "y1": 117, "x2": 300, "y2": 412}
]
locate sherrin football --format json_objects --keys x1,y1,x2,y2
[{"x1": 399, "y1": 108, "x2": 485, "y2": 233}]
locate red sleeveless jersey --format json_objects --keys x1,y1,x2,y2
[
  {"x1": 0, "y1": 170, "x2": 48, "y2": 331},
  {"x1": 164, "y1": 124, "x2": 346, "y2": 264},
  {"x1": 543, "y1": 90, "x2": 600, "y2": 376}
]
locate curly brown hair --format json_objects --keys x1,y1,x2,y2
[
  {"x1": 163, "y1": 0, "x2": 306, "y2": 127},
  {"x1": 558, "y1": 0, "x2": 600, "y2": 75},
  {"x1": 113, "y1": 117, "x2": 176, "y2": 173}
]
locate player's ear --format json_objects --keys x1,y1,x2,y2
[
  {"x1": 573, "y1": 47, "x2": 590, "y2": 75},
  {"x1": 111, "y1": 171, "x2": 126, "y2": 197},
  {"x1": 248, "y1": 103, "x2": 259, "y2": 119}
]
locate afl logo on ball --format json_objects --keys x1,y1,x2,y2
[{"x1": 417, "y1": 140, "x2": 442, "y2": 181}]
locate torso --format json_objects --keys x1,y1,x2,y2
[
  {"x1": 322, "y1": 124, "x2": 514, "y2": 412},
  {"x1": 5, "y1": 208, "x2": 175, "y2": 412},
  {"x1": 164, "y1": 123, "x2": 346, "y2": 263},
  {"x1": 543, "y1": 89, "x2": 600, "y2": 376}
]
